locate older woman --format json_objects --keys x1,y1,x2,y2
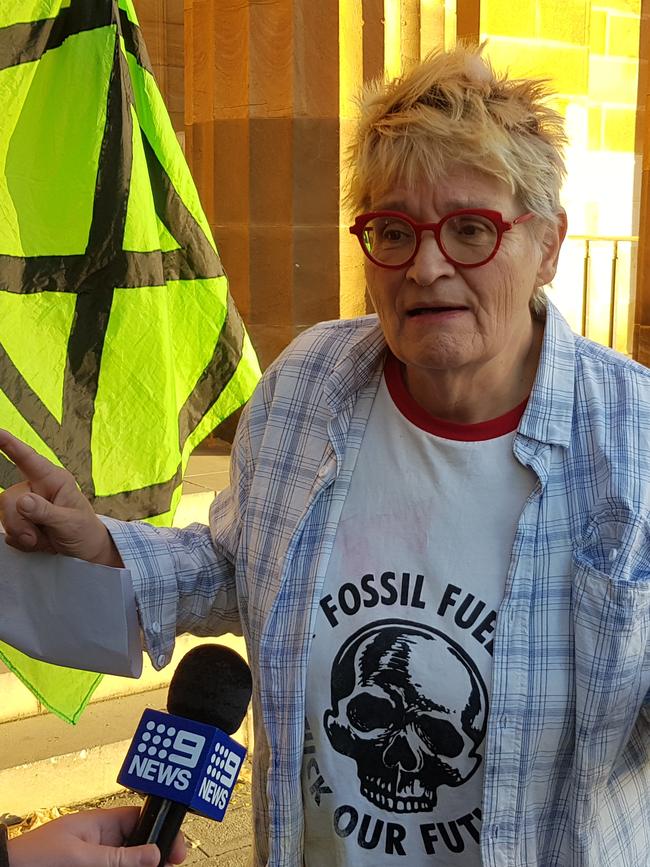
[{"x1": 1, "y1": 44, "x2": 649, "y2": 867}]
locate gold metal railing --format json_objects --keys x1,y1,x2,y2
[{"x1": 565, "y1": 234, "x2": 638, "y2": 349}]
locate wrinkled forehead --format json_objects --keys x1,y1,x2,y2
[{"x1": 366, "y1": 163, "x2": 520, "y2": 213}]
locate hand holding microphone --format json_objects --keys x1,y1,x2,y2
[
  {"x1": 4, "y1": 806, "x2": 186, "y2": 867},
  {"x1": 119, "y1": 643, "x2": 253, "y2": 867},
  {"x1": 3, "y1": 641, "x2": 246, "y2": 867}
]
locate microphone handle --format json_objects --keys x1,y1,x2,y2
[{"x1": 127, "y1": 795, "x2": 188, "y2": 866}]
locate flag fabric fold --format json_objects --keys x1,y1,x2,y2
[{"x1": 0, "y1": 0, "x2": 261, "y2": 723}]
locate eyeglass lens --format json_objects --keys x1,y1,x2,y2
[{"x1": 362, "y1": 214, "x2": 499, "y2": 266}]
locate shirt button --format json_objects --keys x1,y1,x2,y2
[
  {"x1": 317, "y1": 466, "x2": 328, "y2": 478},
  {"x1": 151, "y1": 621, "x2": 161, "y2": 634},
  {"x1": 156, "y1": 653, "x2": 167, "y2": 667}
]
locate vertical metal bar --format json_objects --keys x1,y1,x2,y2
[
  {"x1": 609, "y1": 240, "x2": 618, "y2": 348},
  {"x1": 582, "y1": 239, "x2": 590, "y2": 337}
]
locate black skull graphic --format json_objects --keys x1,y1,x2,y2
[{"x1": 324, "y1": 620, "x2": 488, "y2": 813}]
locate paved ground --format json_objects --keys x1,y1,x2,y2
[
  {"x1": 182, "y1": 436, "x2": 231, "y2": 497},
  {"x1": 7, "y1": 760, "x2": 254, "y2": 867}
]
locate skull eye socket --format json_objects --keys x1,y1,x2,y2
[
  {"x1": 348, "y1": 693, "x2": 398, "y2": 732},
  {"x1": 417, "y1": 716, "x2": 465, "y2": 757}
]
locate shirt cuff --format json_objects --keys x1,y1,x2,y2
[{"x1": 99, "y1": 515, "x2": 177, "y2": 670}]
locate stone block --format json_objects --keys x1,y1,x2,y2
[
  {"x1": 292, "y1": 117, "x2": 340, "y2": 225},
  {"x1": 362, "y1": 0, "x2": 385, "y2": 82},
  {"x1": 608, "y1": 13, "x2": 641, "y2": 58},
  {"x1": 603, "y1": 106, "x2": 637, "y2": 151},
  {"x1": 292, "y1": 226, "x2": 341, "y2": 325},
  {"x1": 249, "y1": 118, "x2": 293, "y2": 224},
  {"x1": 248, "y1": 226, "x2": 294, "y2": 324},
  {"x1": 486, "y1": 41, "x2": 589, "y2": 96},
  {"x1": 589, "y1": 8, "x2": 607, "y2": 54},
  {"x1": 598, "y1": 0, "x2": 640, "y2": 12},
  {"x1": 293, "y1": 0, "x2": 340, "y2": 116},
  {"x1": 165, "y1": 21, "x2": 184, "y2": 65},
  {"x1": 588, "y1": 55, "x2": 639, "y2": 103},
  {"x1": 211, "y1": 119, "x2": 251, "y2": 225},
  {"x1": 211, "y1": 1, "x2": 250, "y2": 118},
  {"x1": 537, "y1": 0, "x2": 588, "y2": 44},
  {"x1": 188, "y1": 2, "x2": 216, "y2": 125},
  {"x1": 482, "y1": 0, "x2": 536, "y2": 39},
  {"x1": 249, "y1": 0, "x2": 293, "y2": 116},
  {"x1": 137, "y1": 0, "x2": 164, "y2": 27},
  {"x1": 164, "y1": 0, "x2": 184, "y2": 26}
]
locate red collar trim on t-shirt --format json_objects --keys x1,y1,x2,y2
[{"x1": 383, "y1": 352, "x2": 529, "y2": 442}]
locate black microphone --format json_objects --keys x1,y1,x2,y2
[{"x1": 117, "y1": 644, "x2": 252, "y2": 866}]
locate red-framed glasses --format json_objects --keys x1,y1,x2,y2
[{"x1": 349, "y1": 209, "x2": 535, "y2": 269}]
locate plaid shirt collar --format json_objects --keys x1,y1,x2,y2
[{"x1": 324, "y1": 301, "x2": 577, "y2": 448}]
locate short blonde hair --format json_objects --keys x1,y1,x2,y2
[{"x1": 346, "y1": 43, "x2": 568, "y2": 307}]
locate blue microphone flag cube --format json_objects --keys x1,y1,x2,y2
[{"x1": 117, "y1": 708, "x2": 247, "y2": 821}]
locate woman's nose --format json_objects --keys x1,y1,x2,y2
[{"x1": 405, "y1": 233, "x2": 456, "y2": 285}]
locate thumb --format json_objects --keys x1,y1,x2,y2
[
  {"x1": 17, "y1": 492, "x2": 67, "y2": 527},
  {"x1": 113, "y1": 843, "x2": 161, "y2": 867}
]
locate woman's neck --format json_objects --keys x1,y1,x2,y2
[{"x1": 401, "y1": 317, "x2": 544, "y2": 424}]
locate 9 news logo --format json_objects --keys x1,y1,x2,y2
[
  {"x1": 127, "y1": 719, "x2": 205, "y2": 791},
  {"x1": 200, "y1": 741, "x2": 242, "y2": 809},
  {"x1": 118, "y1": 708, "x2": 247, "y2": 821}
]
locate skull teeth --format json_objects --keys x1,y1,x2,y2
[{"x1": 361, "y1": 778, "x2": 433, "y2": 813}]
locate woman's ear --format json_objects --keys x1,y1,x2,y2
[{"x1": 536, "y1": 209, "x2": 568, "y2": 287}]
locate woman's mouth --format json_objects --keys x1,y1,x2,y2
[{"x1": 406, "y1": 305, "x2": 468, "y2": 318}]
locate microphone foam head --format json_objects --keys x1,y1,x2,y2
[{"x1": 167, "y1": 644, "x2": 252, "y2": 734}]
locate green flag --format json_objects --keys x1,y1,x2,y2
[{"x1": 0, "y1": 0, "x2": 261, "y2": 723}]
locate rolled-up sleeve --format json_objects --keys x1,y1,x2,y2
[{"x1": 101, "y1": 515, "x2": 239, "y2": 669}]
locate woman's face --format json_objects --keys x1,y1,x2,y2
[{"x1": 364, "y1": 167, "x2": 564, "y2": 388}]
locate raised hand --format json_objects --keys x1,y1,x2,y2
[{"x1": 0, "y1": 430, "x2": 122, "y2": 567}]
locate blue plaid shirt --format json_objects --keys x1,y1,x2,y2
[{"x1": 105, "y1": 301, "x2": 650, "y2": 866}]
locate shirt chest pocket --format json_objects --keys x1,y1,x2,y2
[{"x1": 571, "y1": 510, "x2": 650, "y2": 772}]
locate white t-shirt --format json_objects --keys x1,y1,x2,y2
[{"x1": 302, "y1": 355, "x2": 536, "y2": 865}]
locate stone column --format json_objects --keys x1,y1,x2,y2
[
  {"x1": 184, "y1": 0, "x2": 339, "y2": 368},
  {"x1": 184, "y1": 1, "x2": 454, "y2": 368}
]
